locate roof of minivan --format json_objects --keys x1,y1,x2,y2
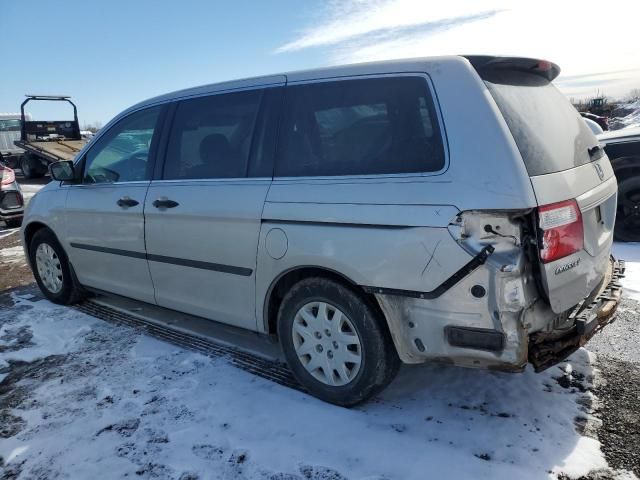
[{"x1": 128, "y1": 55, "x2": 468, "y2": 113}]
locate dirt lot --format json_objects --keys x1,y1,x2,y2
[{"x1": 0, "y1": 230, "x2": 32, "y2": 291}]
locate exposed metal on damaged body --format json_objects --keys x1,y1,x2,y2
[{"x1": 21, "y1": 55, "x2": 623, "y2": 405}]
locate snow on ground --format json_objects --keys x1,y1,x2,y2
[
  {"x1": 0, "y1": 294, "x2": 620, "y2": 480},
  {"x1": 0, "y1": 245, "x2": 26, "y2": 266},
  {"x1": 610, "y1": 100, "x2": 640, "y2": 130},
  {"x1": 1, "y1": 238, "x2": 639, "y2": 479},
  {"x1": 19, "y1": 182, "x2": 45, "y2": 205},
  {"x1": 613, "y1": 243, "x2": 640, "y2": 302},
  {"x1": 0, "y1": 229, "x2": 18, "y2": 241}
]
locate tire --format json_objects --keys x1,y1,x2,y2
[
  {"x1": 4, "y1": 217, "x2": 22, "y2": 229},
  {"x1": 29, "y1": 228, "x2": 85, "y2": 305},
  {"x1": 277, "y1": 277, "x2": 400, "y2": 406},
  {"x1": 21, "y1": 154, "x2": 46, "y2": 179},
  {"x1": 614, "y1": 175, "x2": 640, "y2": 242}
]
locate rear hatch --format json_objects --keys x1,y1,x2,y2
[{"x1": 468, "y1": 56, "x2": 617, "y2": 313}]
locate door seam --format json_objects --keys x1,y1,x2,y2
[{"x1": 141, "y1": 181, "x2": 158, "y2": 305}]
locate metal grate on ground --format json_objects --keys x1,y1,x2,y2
[{"x1": 74, "y1": 300, "x2": 304, "y2": 392}]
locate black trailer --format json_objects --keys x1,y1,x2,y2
[{"x1": 13, "y1": 95, "x2": 88, "y2": 178}]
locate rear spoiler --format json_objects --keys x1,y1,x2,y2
[{"x1": 464, "y1": 56, "x2": 561, "y2": 82}]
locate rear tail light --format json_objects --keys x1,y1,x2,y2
[
  {"x1": 1, "y1": 166, "x2": 16, "y2": 186},
  {"x1": 538, "y1": 199, "x2": 583, "y2": 263}
]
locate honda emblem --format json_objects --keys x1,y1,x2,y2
[{"x1": 594, "y1": 163, "x2": 605, "y2": 181}]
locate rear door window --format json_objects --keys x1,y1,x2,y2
[
  {"x1": 163, "y1": 89, "x2": 262, "y2": 180},
  {"x1": 483, "y1": 71, "x2": 598, "y2": 176},
  {"x1": 275, "y1": 76, "x2": 445, "y2": 177}
]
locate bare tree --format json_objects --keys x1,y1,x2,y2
[
  {"x1": 626, "y1": 88, "x2": 640, "y2": 101},
  {"x1": 81, "y1": 121, "x2": 103, "y2": 133}
]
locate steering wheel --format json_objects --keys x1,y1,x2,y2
[{"x1": 86, "y1": 166, "x2": 120, "y2": 184}]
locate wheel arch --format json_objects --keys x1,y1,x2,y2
[
  {"x1": 23, "y1": 220, "x2": 52, "y2": 251},
  {"x1": 23, "y1": 221, "x2": 67, "y2": 270},
  {"x1": 262, "y1": 265, "x2": 387, "y2": 337}
]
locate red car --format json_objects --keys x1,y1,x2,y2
[
  {"x1": 580, "y1": 112, "x2": 609, "y2": 131},
  {"x1": 0, "y1": 160, "x2": 24, "y2": 228}
]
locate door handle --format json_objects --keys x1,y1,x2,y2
[
  {"x1": 152, "y1": 197, "x2": 179, "y2": 209},
  {"x1": 117, "y1": 196, "x2": 139, "y2": 208}
]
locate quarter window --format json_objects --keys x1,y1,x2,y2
[
  {"x1": 276, "y1": 77, "x2": 445, "y2": 177},
  {"x1": 84, "y1": 106, "x2": 161, "y2": 184},
  {"x1": 163, "y1": 90, "x2": 262, "y2": 180}
]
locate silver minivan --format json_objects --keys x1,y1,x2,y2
[{"x1": 21, "y1": 56, "x2": 624, "y2": 405}]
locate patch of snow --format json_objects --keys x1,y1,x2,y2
[
  {"x1": 613, "y1": 242, "x2": 640, "y2": 302},
  {"x1": 610, "y1": 100, "x2": 640, "y2": 130},
  {"x1": 0, "y1": 228, "x2": 18, "y2": 240},
  {"x1": 0, "y1": 295, "x2": 616, "y2": 479},
  {"x1": 0, "y1": 245, "x2": 26, "y2": 265}
]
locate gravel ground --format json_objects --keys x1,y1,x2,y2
[
  {"x1": 0, "y1": 231, "x2": 31, "y2": 291},
  {"x1": 586, "y1": 296, "x2": 640, "y2": 477},
  {"x1": 589, "y1": 299, "x2": 640, "y2": 364},
  {"x1": 593, "y1": 356, "x2": 640, "y2": 476}
]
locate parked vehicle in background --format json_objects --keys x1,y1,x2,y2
[
  {"x1": 598, "y1": 126, "x2": 640, "y2": 241},
  {"x1": 14, "y1": 95, "x2": 89, "y2": 179},
  {"x1": 583, "y1": 117, "x2": 604, "y2": 135},
  {"x1": 580, "y1": 111, "x2": 609, "y2": 131},
  {"x1": 22, "y1": 56, "x2": 623, "y2": 406},
  {"x1": 588, "y1": 97, "x2": 613, "y2": 118},
  {"x1": 0, "y1": 113, "x2": 31, "y2": 169},
  {"x1": 0, "y1": 162, "x2": 24, "y2": 228}
]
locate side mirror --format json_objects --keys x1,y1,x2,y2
[{"x1": 49, "y1": 160, "x2": 76, "y2": 182}]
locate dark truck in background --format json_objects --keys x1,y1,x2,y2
[
  {"x1": 598, "y1": 126, "x2": 640, "y2": 242},
  {"x1": 13, "y1": 95, "x2": 89, "y2": 179}
]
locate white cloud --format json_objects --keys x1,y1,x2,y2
[{"x1": 277, "y1": 0, "x2": 640, "y2": 99}]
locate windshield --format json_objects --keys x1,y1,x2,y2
[
  {"x1": 484, "y1": 71, "x2": 597, "y2": 176},
  {"x1": 0, "y1": 119, "x2": 21, "y2": 132}
]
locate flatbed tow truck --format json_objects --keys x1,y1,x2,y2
[{"x1": 14, "y1": 95, "x2": 88, "y2": 178}]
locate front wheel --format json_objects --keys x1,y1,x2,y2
[
  {"x1": 277, "y1": 277, "x2": 400, "y2": 406},
  {"x1": 614, "y1": 175, "x2": 640, "y2": 242},
  {"x1": 29, "y1": 228, "x2": 85, "y2": 304}
]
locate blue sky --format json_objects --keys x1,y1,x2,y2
[
  {"x1": 2, "y1": 0, "x2": 638, "y2": 126},
  {"x1": 1, "y1": 0, "x2": 327, "y2": 125}
]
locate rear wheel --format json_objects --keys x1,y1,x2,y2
[
  {"x1": 29, "y1": 228, "x2": 85, "y2": 304},
  {"x1": 277, "y1": 277, "x2": 400, "y2": 406},
  {"x1": 21, "y1": 154, "x2": 47, "y2": 179},
  {"x1": 614, "y1": 175, "x2": 640, "y2": 242}
]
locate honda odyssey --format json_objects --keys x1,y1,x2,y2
[{"x1": 21, "y1": 56, "x2": 624, "y2": 405}]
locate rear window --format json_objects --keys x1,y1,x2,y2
[
  {"x1": 484, "y1": 71, "x2": 597, "y2": 176},
  {"x1": 276, "y1": 76, "x2": 445, "y2": 177}
]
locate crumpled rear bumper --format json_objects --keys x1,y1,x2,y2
[{"x1": 529, "y1": 257, "x2": 625, "y2": 372}]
